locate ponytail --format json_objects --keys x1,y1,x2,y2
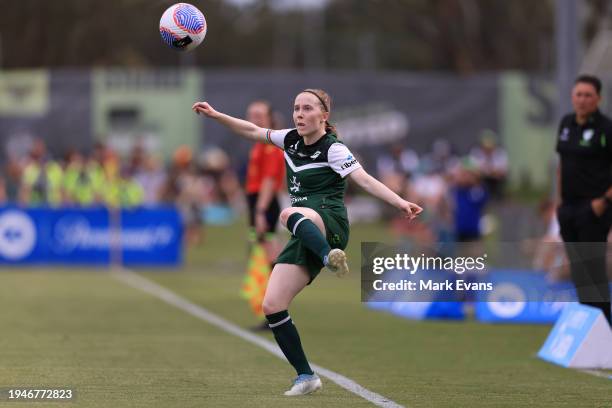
[{"x1": 325, "y1": 121, "x2": 339, "y2": 138}]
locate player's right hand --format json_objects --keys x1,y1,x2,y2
[{"x1": 192, "y1": 101, "x2": 220, "y2": 118}]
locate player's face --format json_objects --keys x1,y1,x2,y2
[
  {"x1": 572, "y1": 82, "x2": 600, "y2": 118},
  {"x1": 246, "y1": 103, "x2": 272, "y2": 128},
  {"x1": 293, "y1": 93, "x2": 328, "y2": 137}
]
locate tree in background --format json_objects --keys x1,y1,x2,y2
[{"x1": 0, "y1": 0, "x2": 608, "y2": 72}]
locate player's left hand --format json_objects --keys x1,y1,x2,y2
[{"x1": 398, "y1": 200, "x2": 423, "y2": 220}]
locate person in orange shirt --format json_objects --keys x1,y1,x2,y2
[{"x1": 243, "y1": 100, "x2": 285, "y2": 330}]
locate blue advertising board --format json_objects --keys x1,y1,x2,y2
[
  {"x1": 0, "y1": 206, "x2": 182, "y2": 266},
  {"x1": 366, "y1": 269, "x2": 465, "y2": 320},
  {"x1": 537, "y1": 303, "x2": 605, "y2": 367},
  {"x1": 475, "y1": 270, "x2": 578, "y2": 323}
]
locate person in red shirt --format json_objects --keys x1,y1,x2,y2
[{"x1": 243, "y1": 100, "x2": 285, "y2": 329}]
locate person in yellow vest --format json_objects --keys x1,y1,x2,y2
[
  {"x1": 119, "y1": 169, "x2": 145, "y2": 208},
  {"x1": 18, "y1": 139, "x2": 64, "y2": 207},
  {"x1": 86, "y1": 157, "x2": 107, "y2": 206},
  {"x1": 99, "y1": 149, "x2": 122, "y2": 208},
  {"x1": 63, "y1": 150, "x2": 99, "y2": 206},
  {"x1": 98, "y1": 151, "x2": 144, "y2": 209}
]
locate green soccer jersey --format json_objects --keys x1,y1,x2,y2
[{"x1": 266, "y1": 128, "x2": 362, "y2": 210}]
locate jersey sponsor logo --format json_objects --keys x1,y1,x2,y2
[
  {"x1": 310, "y1": 150, "x2": 321, "y2": 159},
  {"x1": 341, "y1": 154, "x2": 358, "y2": 170},
  {"x1": 560, "y1": 127, "x2": 569, "y2": 141},
  {"x1": 290, "y1": 195, "x2": 307, "y2": 204},
  {"x1": 289, "y1": 176, "x2": 301, "y2": 193},
  {"x1": 296, "y1": 150, "x2": 321, "y2": 159}
]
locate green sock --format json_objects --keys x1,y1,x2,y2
[
  {"x1": 286, "y1": 213, "x2": 331, "y2": 264},
  {"x1": 266, "y1": 310, "x2": 314, "y2": 376}
]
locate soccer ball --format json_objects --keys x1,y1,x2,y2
[{"x1": 159, "y1": 3, "x2": 207, "y2": 52}]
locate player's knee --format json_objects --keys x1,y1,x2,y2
[
  {"x1": 279, "y1": 208, "x2": 297, "y2": 226},
  {"x1": 262, "y1": 297, "x2": 284, "y2": 315}
]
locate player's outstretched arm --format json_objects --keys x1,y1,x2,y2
[
  {"x1": 192, "y1": 101, "x2": 267, "y2": 143},
  {"x1": 348, "y1": 168, "x2": 422, "y2": 219}
]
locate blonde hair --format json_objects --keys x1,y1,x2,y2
[{"x1": 302, "y1": 88, "x2": 338, "y2": 136}]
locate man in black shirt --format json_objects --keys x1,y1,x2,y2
[{"x1": 556, "y1": 74, "x2": 612, "y2": 325}]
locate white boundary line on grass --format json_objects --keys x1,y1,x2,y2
[
  {"x1": 577, "y1": 369, "x2": 612, "y2": 380},
  {"x1": 112, "y1": 269, "x2": 405, "y2": 408}
]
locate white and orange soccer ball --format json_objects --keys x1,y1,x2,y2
[{"x1": 159, "y1": 3, "x2": 207, "y2": 52}]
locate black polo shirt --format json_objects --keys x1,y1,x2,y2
[{"x1": 556, "y1": 110, "x2": 612, "y2": 202}]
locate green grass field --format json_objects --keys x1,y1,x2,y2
[{"x1": 0, "y1": 221, "x2": 610, "y2": 408}]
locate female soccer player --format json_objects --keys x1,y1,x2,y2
[{"x1": 193, "y1": 89, "x2": 422, "y2": 396}]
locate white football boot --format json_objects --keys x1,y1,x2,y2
[
  {"x1": 325, "y1": 248, "x2": 349, "y2": 277},
  {"x1": 284, "y1": 373, "x2": 322, "y2": 396}
]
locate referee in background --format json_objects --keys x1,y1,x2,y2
[{"x1": 556, "y1": 74, "x2": 612, "y2": 325}]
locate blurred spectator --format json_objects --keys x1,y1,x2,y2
[
  {"x1": 410, "y1": 158, "x2": 453, "y2": 248},
  {"x1": 529, "y1": 199, "x2": 569, "y2": 282},
  {"x1": 411, "y1": 159, "x2": 447, "y2": 211},
  {"x1": 126, "y1": 141, "x2": 146, "y2": 176},
  {"x1": 134, "y1": 154, "x2": 166, "y2": 205},
  {"x1": 92, "y1": 145, "x2": 143, "y2": 208},
  {"x1": 63, "y1": 149, "x2": 95, "y2": 206},
  {"x1": 0, "y1": 176, "x2": 7, "y2": 204},
  {"x1": 4, "y1": 156, "x2": 22, "y2": 202},
  {"x1": 18, "y1": 138, "x2": 64, "y2": 206},
  {"x1": 422, "y1": 138, "x2": 458, "y2": 174},
  {"x1": 118, "y1": 168, "x2": 145, "y2": 208},
  {"x1": 100, "y1": 148, "x2": 122, "y2": 207},
  {"x1": 198, "y1": 147, "x2": 243, "y2": 209},
  {"x1": 161, "y1": 145, "x2": 206, "y2": 246},
  {"x1": 376, "y1": 143, "x2": 419, "y2": 195},
  {"x1": 469, "y1": 129, "x2": 508, "y2": 200},
  {"x1": 450, "y1": 158, "x2": 488, "y2": 242}
]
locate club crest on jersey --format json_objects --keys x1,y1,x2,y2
[
  {"x1": 289, "y1": 176, "x2": 301, "y2": 193},
  {"x1": 559, "y1": 127, "x2": 569, "y2": 141},
  {"x1": 580, "y1": 129, "x2": 594, "y2": 146},
  {"x1": 287, "y1": 140, "x2": 300, "y2": 155}
]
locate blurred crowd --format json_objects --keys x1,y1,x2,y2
[
  {"x1": 376, "y1": 130, "x2": 508, "y2": 249},
  {"x1": 0, "y1": 137, "x2": 243, "y2": 246},
  {"x1": 0, "y1": 131, "x2": 511, "y2": 250}
]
